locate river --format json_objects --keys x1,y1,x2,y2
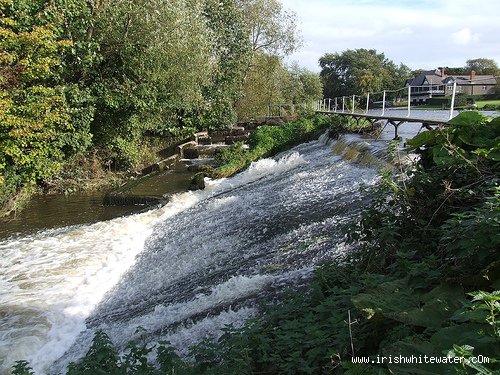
[
  {"x1": 0, "y1": 131, "x2": 389, "y2": 374},
  {"x1": 1, "y1": 111, "x2": 495, "y2": 374}
]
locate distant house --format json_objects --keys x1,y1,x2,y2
[{"x1": 405, "y1": 68, "x2": 497, "y2": 104}]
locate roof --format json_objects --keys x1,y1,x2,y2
[
  {"x1": 407, "y1": 69, "x2": 497, "y2": 86},
  {"x1": 406, "y1": 70, "x2": 440, "y2": 86},
  {"x1": 443, "y1": 75, "x2": 497, "y2": 85}
]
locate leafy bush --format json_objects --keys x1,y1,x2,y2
[{"x1": 211, "y1": 114, "x2": 334, "y2": 178}]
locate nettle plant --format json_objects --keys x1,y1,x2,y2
[{"x1": 405, "y1": 111, "x2": 500, "y2": 165}]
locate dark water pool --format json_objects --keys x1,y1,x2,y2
[{"x1": 0, "y1": 192, "x2": 144, "y2": 240}]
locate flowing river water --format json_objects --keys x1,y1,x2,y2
[{"x1": 0, "y1": 119, "x2": 447, "y2": 374}]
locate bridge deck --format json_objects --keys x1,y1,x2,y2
[{"x1": 317, "y1": 110, "x2": 449, "y2": 125}]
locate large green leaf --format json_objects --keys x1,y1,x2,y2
[
  {"x1": 432, "y1": 147, "x2": 455, "y2": 166},
  {"x1": 486, "y1": 145, "x2": 500, "y2": 161},
  {"x1": 431, "y1": 324, "x2": 500, "y2": 358},
  {"x1": 406, "y1": 130, "x2": 436, "y2": 150},
  {"x1": 352, "y1": 281, "x2": 465, "y2": 328},
  {"x1": 449, "y1": 111, "x2": 488, "y2": 127}
]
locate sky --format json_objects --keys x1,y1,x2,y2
[{"x1": 280, "y1": 0, "x2": 500, "y2": 72}]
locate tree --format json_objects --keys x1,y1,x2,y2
[
  {"x1": 235, "y1": 0, "x2": 301, "y2": 120},
  {"x1": 465, "y1": 58, "x2": 499, "y2": 75},
  {"x1": 443, "y1": 67, "x2": 467, "y2": 75},
  {"x1": 236, "y1": 53, "x2": 285, "y2": 119},
  {"x1": 198, "y1": 0, "x2": 251, "y2": 129},
  {"x1": 319, "y1": 49, "x2": 411, "y2": 98},
  {"x1": 288, "y1": 64, "x2": 323, "y2": 103},
  {"x1": 0, "y1": 0, "x2": 85, "y2": 205},
  {"x1": 237, "y1": 0, "x2": 300, "y2": 56}
]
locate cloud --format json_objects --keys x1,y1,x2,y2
[
  {"x1": 451, "y1": 28, "x2": 480, "y2": 45},
  {"x1": 281, "y1": 0, "x2": 500, "y2": 71}
]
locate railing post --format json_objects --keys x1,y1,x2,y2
[
  {"x1": 365, "y1": 93, "x2": 370, "y2": 114},
  {"x1": 328, "y1": 98, "x2": 331, "y2": 112},
  {"x1": 335, "y1": 97, "x2": 338, "y2": 112},
  {"x1": 351, "y1": 95, "x2": 355, "y2": 113},
  {"x1": 407, "y1": 85, "x2": 411, "y2": 117},
  {"x1": 382, "y1": 90, "x2": 386, "y2": 116},
  {"x1": 449, "y1": 81, "x2": 457, "y2": 120},
  {"x1": 342, "y1": 96, "x2": 345, "y2": 112}
]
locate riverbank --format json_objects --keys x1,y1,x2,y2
[
  {"x1": 206, "y1": 113, "x2": 375, "y2": 180},
  {"x1": 0, "y1": 134, "x2": 192, "y2": 218}
]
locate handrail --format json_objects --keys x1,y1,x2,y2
[{"x1": 321, "y1": 75, "x2": 499, "y2": 120}]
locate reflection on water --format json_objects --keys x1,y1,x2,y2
[{"x1": 0, "y1": 193, "x2": 143, "y2": 240}]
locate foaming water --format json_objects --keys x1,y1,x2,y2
[{"x1": 0, "y1": 134, "x2": 381, "y2": 374}]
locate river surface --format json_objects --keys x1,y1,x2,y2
[
  {"x1": 0, "y1": 132, "x2": 392, "y2": 374},
  {"x1": 0, "y1": 194, "x2": 143, "y2": 240}
]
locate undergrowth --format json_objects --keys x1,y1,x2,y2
[
  {"x1": 13, "y1": 112, "x2": 500, "y2": 375},
  {"x1": 210, "y1": 114, "x2": 348, "y2": 179}
]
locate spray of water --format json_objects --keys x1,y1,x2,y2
[{"x1": 0, "y1": 134, "x2": 382, "y2": 374}]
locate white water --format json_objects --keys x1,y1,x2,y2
[{"x1": 0, "y1": 136, "x2": 380, "y2": 374}]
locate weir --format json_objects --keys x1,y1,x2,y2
[{"x1": 0, "y1": 132, "x2": 393, "y2": 374}]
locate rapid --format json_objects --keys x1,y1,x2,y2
[{"x1": 0, "y1": 133, "x2": 387, "y2": 374}]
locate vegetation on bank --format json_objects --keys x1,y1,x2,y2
[
  {"x1": 0, "y1": 0, "x2": 325, "y2": 215},
  {"x1": 13, "y1": 112, "x2": 499, "y2": 374},
  {"x1": 206, "y1": 113, "x2": 374, "y2": 181},
  {"x1": 209, "y1": 114, "x2": 337, "y2": 179}
]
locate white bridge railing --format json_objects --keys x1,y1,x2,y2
[{"x1": 314, "y1": 75, "x2": 499, "y2": 121}]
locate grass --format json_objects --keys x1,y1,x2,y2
[
  {"x1": 207, "y1": 114, "x2": 336, "y2": 179},
  {"x1": 475, "y1": 99, "x2": 500, "y2": 108}
]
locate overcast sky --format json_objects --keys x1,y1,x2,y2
[{"x1": 280, "y1": 0, "x2": 500, "y2": 72}]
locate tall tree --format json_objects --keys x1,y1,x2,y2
[
  {"x1": 319, "y1": 49, "x2": 411, "y2": 98},
  {"x1": 465, "y1": 58, "x2": 499, "y2": 75},
  {"x1": 235, "y1": 0, "x2": 300, "y2": 119},
  {"x1": 237, "y1": 0, "x2": 299, "y2": 56},
  {"x1": 199, "y1": 0, "x2": 251, "y2": 129}
]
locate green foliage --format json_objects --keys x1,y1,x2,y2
[
  {"x1": 406, "y1": 112, "x2": 500, "y2": 164},
  {"x1": 236, "y1": 53, "x2": 296, "y2": 120},
  {"x1": 212, "y1": 114, "x2": 334, "y2": 178},
  {"x1": 235, "y1": 0, "x2": 301, "y2": 120},
  {"x1": 67, "y1": 331, "x2": 121, "y2": 375},
  {"x1": 0, "y1": 0, "x2": 86, "y2": 209},
  {"x1": 65, "y1": 330, "x2": 188, "y2": 375},
  {"x1": 319, "y1": 49, "x2": 412, "y2": 98},
  {"x1": 12, "y1": 361, "x2": 34, "y2": 375},
  {"x1": 239, "y1": 0, "x2": 299, "y2": 55},
  {"x1": 466, "y1": 58, "x2": 499, "y2": 75},
  {"x1": 0, "y1": 0, "x2": 260, "y2": 211},
  {"x1": 199, "y1": 0, "x2": 251, "y2": 129}
]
